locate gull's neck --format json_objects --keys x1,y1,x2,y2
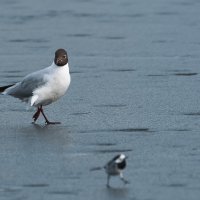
[{"x1": 51, "y1": 62, "x2": 69, "y2": 68}]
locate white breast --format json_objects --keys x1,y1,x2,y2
[{"x1": 31, "y1": 63, "x2": 70, "y2": 107}]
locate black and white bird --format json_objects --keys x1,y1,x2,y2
[
  {"x1": 0, "y1": 48, "x2": 71, "y2": 124},
  {"x1": 104, "y1": 154, "x2": 129, "y2": 187}
]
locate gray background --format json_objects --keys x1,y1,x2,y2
[{"x1": 0, "y1": 0, "x2": 200, "y2": 199}]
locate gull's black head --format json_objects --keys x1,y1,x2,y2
[{"x1": 54, "y1": 48, "x2": 68, "y2": 66}]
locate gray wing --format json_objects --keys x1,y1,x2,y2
[
  {"x1": 105, "y1": 160, "x2": 118, "y2": 174},
  {"x1": 6, "y1": 69, "x2": 49, "y2": 100}
]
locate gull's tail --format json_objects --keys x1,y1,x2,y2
[{"x1": 0, "y1": 84, "x2": 15, "y2": 93}]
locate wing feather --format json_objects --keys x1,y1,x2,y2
[{"x1": 5, "y1": 67, "x2": 50, "y2": 100}]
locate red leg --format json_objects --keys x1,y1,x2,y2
[
  {"x1": 32, "y1": 106, "x2": 41, "y2": 122},
  {"x1": 40, "y1": 106, "x2": 61, "y2": 125}
]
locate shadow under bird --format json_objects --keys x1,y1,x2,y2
[
  {"x1": 104, "y1": 154, "x2": 129, "y2": 187},
  {"x1": 0, "y1": 48, "x2": 71, "y2": 124}
]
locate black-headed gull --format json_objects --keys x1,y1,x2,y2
[
  {"x1": 0, "y1": 48, "x2": 71, "y2": 125},
  {"x1": 104, "y1": 154, "x2": 129, "y2": 187}
]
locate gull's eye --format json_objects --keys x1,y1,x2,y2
[{"x1": 63, "y1": 55, "x2": 67, "y2": 58}]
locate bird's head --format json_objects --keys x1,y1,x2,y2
[
  {"x1": 115, "y1": 154, "x2": 127, "y2": 164},
  {"x1": 54, "y1": 48, "x2": 68, "y2": 66}
]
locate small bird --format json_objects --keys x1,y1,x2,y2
[
  {"x1": 104, "y1": 154, "x2": 129, "y2": 187},
  {"x1": 0, "y1": 48, "x2": 71, "y2": 124}
]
